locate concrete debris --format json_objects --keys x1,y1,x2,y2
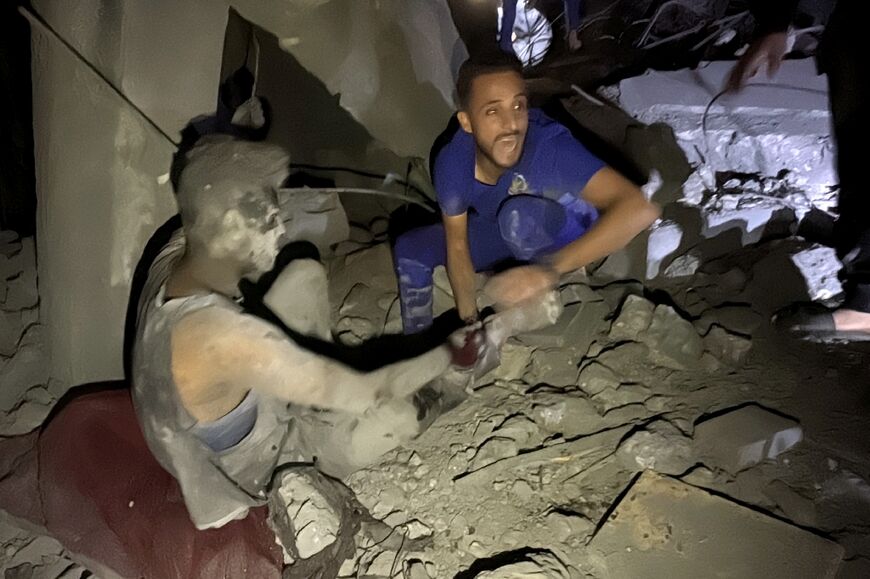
[
  {"x1": 591, "y1": 384, "x2": 653, "y2": 415},
  {"x1": 764, "y1": 480, "x2": 818, "y2": 528},
  {"x1": 469, "y1": 438, "x2": 520, "y2": 472},
  {"x1": 609, "y1": 295, "x2": 654, "y2": 342},
  {"x1": 817, "y1": 470, "x2": 870, "y2": 532},
  {"x1": 701, "y1": 196, "x2": 796, "y2": 246},
  {"x1": 646, "y1": 220, "x2": 683, "y2": 279},
  {"x1": 589, "y1": 471, "x2": 844, "y2": 579},
  {"x1": 472, "y1": 551, "x2": 573, "y2": 578},
  {"x1": 518, "y1": 300, "x2": 610, "y2": 352},
  {"x1": 703, "y1": 324, "x2": 752, "y2": 366},
  {"x1": 404, "y1": 560, "x2": 433, "y2": 579},
  {"x1": 693, "y1": 404, "x2": 803, "y2": 475},
  {"x1": 790, "y1": 245, "x2": 844, "y2": 304},
  {"x1": 543, "y1": 510, "x2": 594, "y2": 543},
  {"x1": 480, "y1": 343, "x2": 533, "y2": 383},
  {"x1": 746, "y1": 240, "x2": 829, "y2": 314},
  {"x1": 692, "y1": 267, "x2": 749, "y2": 309},
  {"x1": 270, "y1": 469, "x2": 341, "y2": 560},
  {"x1": 694, "y1": 305, "x2": 763, "y2": 336},
  {"x1": 492, "y1": 416, "x2": 544, "y2": 450},
  {"x1": 662, "y1": 251, "x2": 701, "y2": 278},
  {"x1": 641, "y1": 304, "x2": 704, "y2": 370},
  {"x1": 616, "y1": 420, "x2": 694, "y2": 475},
  {"x1": 524, "y1": 349, "x2": 580, "y2": 387},
  {"x1": 589, "y1": 342, "x2": 653, "y2": 384},
  {"x1": 576, "y1": 362, "x2": 621, "y2": 397},
  {"x1": 619, "y1": 61, "x2": 834, "y2": 216}
]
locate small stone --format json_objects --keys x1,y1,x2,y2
[
  {"x1": 703, "y1": 325, "x2": 752, "y2": 365},
  {"x1": 616, "y1": 420, "x2": 694, "y2": 475},
  {"x1": 641, "y1": 304, "x2": 704, "y2": 369},
  {"x1": 609, "y1": 295, "x2": 654, "y2": 342},
  {"x1": 404, "y1": 520, "x2": 432, "y2": 540},
  {"x1": 576, "y1": 362, "x2": 621, "y2": 396}
]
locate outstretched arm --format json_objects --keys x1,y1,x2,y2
[
  {"x1": 485, "y1": 167, "x2": 660, "y2": 308},
  {"x1": 551, "y1": 166, "x2": 661, "y2": 274},
  {"x1": 172, "y1": 307, "x2": 452, "y2": 414},
  {"x1": 726, "y1": 0, "x2": 800, "y2": 91}
]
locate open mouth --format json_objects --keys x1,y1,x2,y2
[{"x1": 496, "y1": 135, "x2": 520, "y2": 154}]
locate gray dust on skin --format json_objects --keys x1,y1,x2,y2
[
  {"x1": 177, "y1": 136, "x2": 290, "y2": 281},
  {"x1": 322, "y1": 232, "x2": 870, "y2": 578}
]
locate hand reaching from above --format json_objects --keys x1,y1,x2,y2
[{"x1": 726, "y1": 32, "x2": 789, "y2": 92}]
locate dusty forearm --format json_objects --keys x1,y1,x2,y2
[
  {"x1": 446, "y1": 249, "x2": 478, "y2": 320},
  {"x1": 550, "y1": 196, "x2": 660, "y2": 275},
  {"x1": 370, "y1": 345, "x2": 452, "y2": 399}
]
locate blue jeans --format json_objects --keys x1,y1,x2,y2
[{"x1": 394, "y1": 194, "x2": 596, "y2": 333}]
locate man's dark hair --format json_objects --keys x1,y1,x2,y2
[{"x1": 455, "y1": 56, "x2": 523, "y2": 111}]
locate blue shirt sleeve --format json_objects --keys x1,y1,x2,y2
[
  {"x1": 433, "y1": 131, "x2": 475, "y2": 217},
  {"x1": 546, "y1": 129, "x2": 606, "y2": 196}
]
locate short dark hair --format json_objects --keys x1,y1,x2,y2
[{"x1": 455, "y1": 56, "x2": 523, "y2": 111}]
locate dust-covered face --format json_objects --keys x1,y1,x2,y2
[{"x1": 201, "y1": 188, "x2": 286, "y2": 276}]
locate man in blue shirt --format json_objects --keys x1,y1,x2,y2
[{"x1": 394, "y1": 57, "x2": 660, "y2": 333}]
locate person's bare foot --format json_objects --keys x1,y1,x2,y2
[
  {"x1": 774, "y1": 305, "x2": 870, "y2": 342},
  {"x1": 832, "y1": 308, "x2": 870, "y2": 332}
]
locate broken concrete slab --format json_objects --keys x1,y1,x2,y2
[
  {"x1": 591, "y1": 384, "x2": 654, "y2": 416},
  {"x1": 609, "y1": 295, "x2": 654, "y2": 342},
  {"x1": 618, "y1": 60, "x2": 834, "y2": 216},
  {"x1": 693, "y1": 404, "x2": 803, "y2": 476},
  {"x1": 662, "y1": 250, "x2": 701, "y2": 279},
  {"x1": 480, "y1": 342, "x2": 533, "y2": 383},
  {"x1": 518, "y1": 300, "x2": 610, "y2": 351},
  {"x1": 587, "y1": 342, "x2": 654, "y2": 385},
  {"x1": 641, "y1": 304, "x2": 704, "y2": 370},
  {"x1": 588, "y1": 471, "x2": 844, "y2": 579},
  {"x1": 616, "y1": 420, "x2": 694, "y2": 475},
  {"x1": 703, "y1": 324, "x2": 752, "y2": 366},
  {"x1": 524, "y1": 349, "x2": 581, "y2": 388},
  {"x1": 576, "y1": 361, "x2": 621, "y2": 397},
  {"x1": 790, "y1": 245, "x2": 843, "y2": 304}
]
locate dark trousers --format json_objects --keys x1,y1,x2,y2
[{"x1": 821, "y1": 1, "x2": 870, "y2": 311}]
